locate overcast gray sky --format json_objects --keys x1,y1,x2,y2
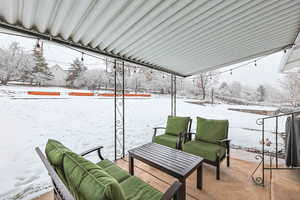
[{"x1": 0, "y1": 32, "x2": 285, "y2": 88}]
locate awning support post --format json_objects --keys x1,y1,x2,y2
[
  {"x1": 114, "y1": 60, "x2": 125, "y2": 160},
  {"x1": 171, "y1": 74, "x2": 177, "y2": 116}
]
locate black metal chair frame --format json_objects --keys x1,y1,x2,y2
[
  {"x1": 152, "y1": 119, "x2": 192, "y2": 150},
  {"x1": 185, "y1": 133, "x2": 231, "y2": 180},
  {"x1": 35, "y1": 146, "x2": 182, "y2": 200}
]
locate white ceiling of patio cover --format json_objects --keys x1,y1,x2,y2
[{"x1": 0, "y1": 0, "x2": 300, "y2": 76}]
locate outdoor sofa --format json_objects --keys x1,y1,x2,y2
[
  {"x1": 183, "y1": 117, "x2": 230, "y2": 180},
  {"x1": 152, "y1": 115, "x2": 192, "y2": 149},
  {"x1": 36, "y1": 139, "x2": 182, "y2": 200}
]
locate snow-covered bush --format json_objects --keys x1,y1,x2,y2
[{"x1": 0, "y1": 42, "x2": 34, "y2": 85}]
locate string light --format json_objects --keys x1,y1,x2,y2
[
  {"x1": 254, "y1": 60, "x2": 257, "y2": 67},
  {"x1": 36, "y1": 39, "x2": 41, "y2": 49},
  {"x1": 0, "y1": 30, "x2": 270, "y2": 79},
  {"x1": 81, "y1": 52, "x2": 84, "y2": 62}
]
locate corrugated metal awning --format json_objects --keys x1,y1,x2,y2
[
  {"x1": 0, "y1": 0, "x2": 300, "y2": 77},
  {"x1": 280, "y1": 33, "x2": 300, "y2": 73}
]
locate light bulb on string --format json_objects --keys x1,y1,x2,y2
[
  {"x1": 81, "y1": 52, "x2": 84, "y2": 62},
  {"x1": 254, "y1": 60, "x2": 257, "y2": 67},
  {"x1": 35, "y1": 38, "x2": 42, "y2": 53},
  {"x1": 36, "y1": 39, "x2": 41, "y2": 48}
]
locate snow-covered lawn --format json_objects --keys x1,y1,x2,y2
[{"x1": 0, "y1": 86, "x2": 286, "y2": 200}]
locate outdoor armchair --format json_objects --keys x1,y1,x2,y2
[
  {"x1": 152, "y1": 116, "x2": 192, "y2": 149},
  {"x1": 183, "y1": 117, "x2": 230, "y2": 180},
  {"x1": 36, "y1": 139, "x2": 182, "y2": 200}
]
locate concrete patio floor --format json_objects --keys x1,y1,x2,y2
[{"x1": 35, "y1": 151, "x2": 300, "y2": 200}]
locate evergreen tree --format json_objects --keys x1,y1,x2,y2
[
  {"x1": 66, "y1": 58, "x2": 87, "y2": 88},
  {"x1": 31, "y1": 47, "x2": 53, "y2": 85}
]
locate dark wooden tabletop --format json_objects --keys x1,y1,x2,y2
[{"x1": 128, "y1": 143, "x2": 203, "y2": 179}]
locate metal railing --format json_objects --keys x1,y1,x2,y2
[{"x1": 251, "y1": 110, "x2": 300, "y2": 186}]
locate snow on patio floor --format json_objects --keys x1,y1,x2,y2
[{"x1": 0, "y1": 89, "x2": 286, "y2": 200}]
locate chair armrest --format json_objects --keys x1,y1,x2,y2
[
  {"x1": 153, "y1": 127, "x2": 166, "y2": 138},
  {"x1": 160, "y1": 181, "x2": 182, "y2": 200},
  {"x1": 80, "y1": 146, "x2": 104, "y2": 160},
  {"x1": 153, "y1": 127, "x2": 166, "y2": 130},
  {"x1": 219, "y1": 139, "x2": 231, "y2": 144},
  {"x1": 185, "y1": 132, "x2": 196, "y2": 142}
]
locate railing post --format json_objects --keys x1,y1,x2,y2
[
  {"x1": 262, "y1": 119, "x2": 265, "y2": 186},
  {"x1": 114, "y1": 60, "x2": 125, "y2": 160},
  {"x1": 114, "y1": 60, "x2": 117, "y2": 161},
  {"x1": 275, "y1": 116, "x2": 278, "y2": 168},
  {"x1": 170, "y1": 74, "x2": 176, "y2": 116}
]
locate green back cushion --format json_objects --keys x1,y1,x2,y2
[
  {"x1": 45, "y1": 139, "x2": 72, "y2": 166},
  {"x1": 165, "y1": 115, "x2": 190, "y2": 136},
  {"x1": 45, "y1": 139, "x2": 72, "y2": 185},
  {"x1": 196, "y1": 117, "x2": 229, "y2": 143},
  {"x1": 63, "y1": 152, "x2": 125, "y2": 200}
]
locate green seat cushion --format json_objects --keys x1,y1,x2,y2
[
  {"x1": 120, "y1": 176, "x2": 162, "y2": 200},
  {"x1": 183, "y1": 140, "x2": 226, "y2": 162},
  {"x1": 196, "y1": 117, "x2": 229, "y2": 144},
  {"x1": 63, "y1": 152, "x2": 126, "y2": 200},
  {"x1": 152, "y1": 134, "x2": 178, "y2": 149},
  {"x1": 97, "y1": 159, "x2": 114, "y2": 169},
  {"x1": 165, "y1": 115, "x2": 190, "y2": 136},
  {"x1": 97, "y1": 160, "x2": 130, "y2": 183}
]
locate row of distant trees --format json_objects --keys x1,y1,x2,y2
[
  {"x1": 66, "y1": 58, "x2": 171, "y2": 93},
  {"x1": 0, "y1": 42, "x2": 171, "y2": 93},
  {"x1": 1, "y1": 42, "x2": 299, "y2": 105},
  {"x1": 0, "y1": 42, "x2": 53, "y2": 85}
]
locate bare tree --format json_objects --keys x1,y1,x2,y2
[
  {"x1": 280, "y1": 73, "x2": 300, "y2": 106},
  {"x1": 230, "y1": 81, "x2": 242, "y2": 97},
  {"x1": 194, "y1": 72, "x2": 219, "y2": 99},
  {"x1": 257, "y1": 85, "x2": 266, "y2": 102}
]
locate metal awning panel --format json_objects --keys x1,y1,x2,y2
[
  {"x1": 0, "y1": 0, "x2": 300, "y2": 76},
  {"x1": 280, "y1": 33, "x2": 300, "y2": 73}
]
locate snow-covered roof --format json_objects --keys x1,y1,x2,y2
[
  {"x1": 279, "y1": 33, "x2": 300, "y2": 73},
  {"x1": 0, "y1": 0, "x2": 300, "y2": 77}
]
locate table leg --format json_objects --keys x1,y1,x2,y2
[
  {"x1": 129, "y1": 154, "x2": 134, "y2": 175},
  {"x1": 197, "y1": 163, "x2": 203, "y2": 190},
  {"x1": 179, "y1": 179, "x2": 186, "y2": 200}
]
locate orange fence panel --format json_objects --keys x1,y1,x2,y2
[
  {"x1": 28, "y1": 91, "x2": 60, "y2": 96},
  {"x1": 98, "y1": 93, "x2": 151, "y2": 97},
  {"x1": 68, "y1": 92, "x2": 94, "y2": 96}
]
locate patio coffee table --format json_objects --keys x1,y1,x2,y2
[{"x1": 128, "y1": 142, "x2": 203, "y2": 200}]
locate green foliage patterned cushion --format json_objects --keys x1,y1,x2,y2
[
  {"x1": 45, "y1": 139, "x2": 72, "y2": 185},
  {"x1": 63, "y1": 152, "x2": 126, "y2": 200},
  {"x1": 120, "y1": 176, "x2": 163, "y2": 200},
  {"x1": 196, "y1": 117, "x2": 228, "y2": 143},
  {"x1": 97, "y1": 159, "x2": 130, "y2": 183},
  {"x1": 45, "y1": 139, "x2": 71, "y2": 167},
  {"x1": 165, "y1": 115, "x2": 190, "y2": 136},
  {"x1": 183, "y1": 140, "x2": 226, "y2": 162},
  {"x1": 152, "y1": 134, "x2": 178, "y2": 149}
]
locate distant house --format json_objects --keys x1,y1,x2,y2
[{"x1": 46, "y1": 65, "x2": 68, "y2": 86}]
